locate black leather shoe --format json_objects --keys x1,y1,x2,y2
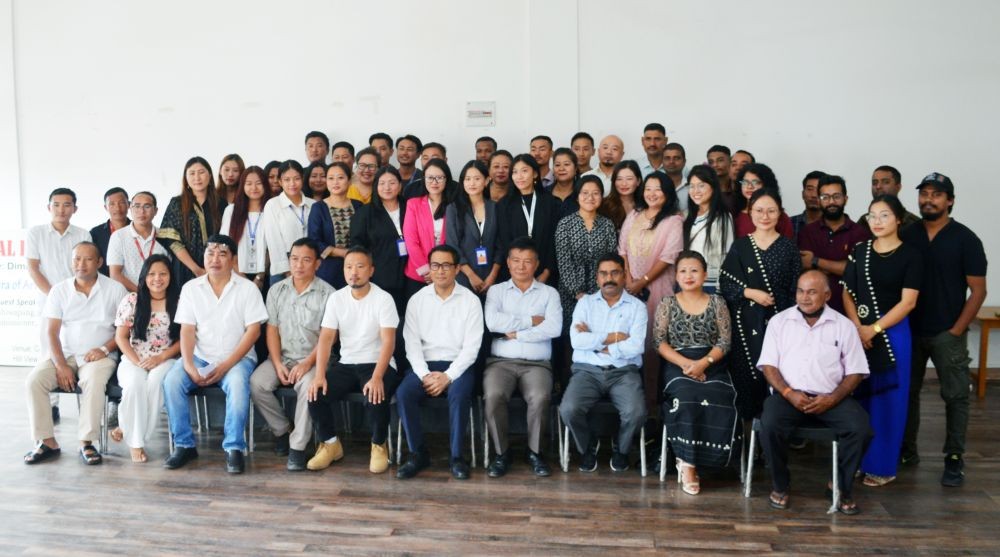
[
  {"x1": 450, "y1": 457, "x2": 470, "y2": 480},
  {"x1": 527, "y1": 450, "x2": 551, "y2": 477},
  {"x1": 287, "y1": 448, "x2": 306, "y2": 471},
  {"x1": 941, "y1": 453, "x2": 964, "y2": 487},
  {"x1": 396, "y1": 448, "x2": 430, "y2": 480},
  {"x1": 487, "y1": 452, "x2": 511, "y2": 478},
  {"x1": 163, "y1": 447, "x2": 198, "y2": 469},
  {"x1": 274, "y1": 432, "x2": 290, "y2": 457},
  {"x1": 226, "y1": 449, "x2": 245, "y2": 474}
]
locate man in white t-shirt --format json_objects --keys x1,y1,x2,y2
[
  {"x1": 23, "y1": 241, "x2": 127, "y2": 466},
  {"x1": 307, "y1": 247, "x2": 400, "y2": 474},
  {"x1": 162, "y1": 234, "x2": 268, "y2": 474},
  {"x1": 107, "y1": 191, "x2": 169, "y2": 292}
]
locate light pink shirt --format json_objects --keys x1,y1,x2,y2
[{"x1": 756, "y1": 305, "x2": 870, "y2": 395}]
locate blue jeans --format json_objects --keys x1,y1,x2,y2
[
  {"x1": 396, "y1": 361, "x2": 474, "y2": 459},
  {"x1": 163, "y1": 355, "x2": 255, "y2": 452}
]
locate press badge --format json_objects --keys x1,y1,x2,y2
[
  {"x1": 475, "y1": 246, "x2": 488, "y2": 266},
  {"x1": 396, "y1": 238, "x2": 408, "y2": 257}
]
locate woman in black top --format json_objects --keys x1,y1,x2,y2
[
  {"x1": 842, "y1": 194, "x2": 922, "y2": 487},
  {"x1": 497, "y1": 154, "x2": 559, "y2": 284},
  {"x1": 349, "y1": 166, "x2": 408, "y2": 309},
  {"x1": 550, "y1": 147, "x2": 579, "y2": 219},
  {"x1": 158, "y1": 156, "x2": 225, "y2": 286},
  {"x1": 446, "y1": 160, "x2": 501, "y2": 294}
]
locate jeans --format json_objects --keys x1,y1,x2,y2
[{"x1": 163, "y1": 355, "x2": 256, "y2": 452}]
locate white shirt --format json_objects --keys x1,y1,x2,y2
[
  {"x1": 175, "y1": 272, "x2": 269, "y2": 364},
  {"x1": 321, "y1": 283, "x2": 399, "y2": 367},
  {"x1": 43, "y1": 275, "x2": 127, "y2": 361},
  {"x1": 106, "y1": 224, "x2": 169, "y2": 285},
  {"x1": 262, "y1": 192, "x2": 316, "y2": 275},
  {"x1": 582, "y1": 168, "x2": 613, "y2": 197},
  {"x1": 484, "y1": 279, "x2": 562, "y2": 361},
  {"x1": 403, "y1": 283, "x2": 484, "y2": 381},
  {"x1": 220, "y1": 205, "x2": 268, "y2": 274},
  {"x1": 686, "y1": 212, "x2": 733, "y2": 286},
  {"x1": 26, "y1": 223, "x2": 91, "y2": 284}
]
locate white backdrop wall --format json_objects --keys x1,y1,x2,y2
[{"x1": 4, "y1": 0, "x2": 999, "y2": 361}]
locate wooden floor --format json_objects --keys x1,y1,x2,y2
[{"x1": 0, "y1": 366, "x2": 997, "y2": 556}]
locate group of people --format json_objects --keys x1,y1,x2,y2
[{"x1": 21, "y1": 124, "x2": 987, "y2": 516}]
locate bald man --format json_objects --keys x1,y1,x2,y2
[{"x1": 582, "y1": 135, "x2": 624, "y2": 197}]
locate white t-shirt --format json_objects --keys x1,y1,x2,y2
[
  {"x1": 106, "y1": 224, "x2": 169, "y2": 285},
  {"x1": 320, "y1": 283, "x2": 399, "y2": 367},
  {"x1": 175, "y1": 272, "x2": 269, "y2": 364},
  {"x1": 219, "y1": 205, "x2": 268, "y2": 274},
  {"x1": 26, "y1": 223, "x2": 91, "y2": 284},
  {"x1": 43, "y1": 275, "x2": 127, "y2": 362}
]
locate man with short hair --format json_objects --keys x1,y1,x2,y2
[
  {"x1": 571, "y1": 132, "x2": 595, "y2": 174},
  {"x1": 797, "y1": 174, "x2": 870, "y2": 314},
  {"x1": 420, "y1": 142, "x2": 447, "y2": 167},
  {"x1": 369, "y1": 132, "x2": 394, "y2": 167},
  {"x1": 559, "y1": 253, "x2": 647, "y2": 473},
  {"x1": 307, "y1": 247, "x2": 401, "y2": 474},
  {"x1": 249, "y1": 238, "x2": 333, "y2": 471},
  {"x1": 483, "y1": 238, "x2": 562, "y2": 478},
  {"x1": 791, "y1": 171, "x2": 826, "y2": 239},
  {"x1": 488, "y1": 150, "x2": 514, "y2": 203},
  {"x1": 22, "y1": 241, "x2": 127, "y2": 466},
  {"x1": 305, "y1": 131, "x2": 330, "y2": 165},
  {"x1": 638, "y1": 123, "x2": 667, "y2": 177},
  {"x1": 582, "y1": 135, "x2": 624, "y2": 196},
  {"x1": 107, "y1": 191, "x2": 169, "y2": 292},
  {"x1": 663, "y1": 143, "x2": 689, "y2": 212},
  {"x1": 475, "y1": 136, "x2": 497, "y2": 166},
  {"x1": 858, "y1": 165, "x2": 920, "y2": 231},
  {"x1": 162, "y1": 234, "x2": 268, "y2": 473},
  {"x1": 530, "y1": 135, "x2": 555, "y2": 188},
  {"x1": 331, "y1": 141, "x2": 356, "y2": 168},
  {"x1": 729, "y1": 149, "x2": 755, "y2": 183},
  {"x1": 396, "y1": 245, "x2": 484, "y2": 480},
  {"x1": 901, "y1": 172, "x2": 987, "y2": 486},
  {"x1": 706, "y1": 145, "x2": 735, "y2": 212},
  {"x1": 394, "y1": 134, "x2": 423, "y2": 188},
  {"x1": 757, "y1": 269, "x2": 873, "y2": 515},
  {"x1": 90, "y1": 187, "x2": 130, "y2": 277}
]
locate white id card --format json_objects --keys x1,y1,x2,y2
[
  {"x1": 474, "y1": 246, "x2": 488, "y2": 267},
  {"x1": 396, "y1": 238, "x2": 408, "y2": 257}
]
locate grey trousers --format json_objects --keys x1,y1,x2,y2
[
  {"x1": 249, "y1": 360, "x2": 316, "y2": 451},
  {"x1": 483, "y1": 357, "x2": 553, "y2": 454},
  {"x1": 559, "y1": 363, "x2": 646, "y2": 455}
]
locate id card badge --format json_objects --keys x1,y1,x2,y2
[
  {"x1": 474, "y1": 246, "x2": 488, "y2": 267},
  {"x1": 396, "y1": 238, "x2": 408, "y2": 257}
]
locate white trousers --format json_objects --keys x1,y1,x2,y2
[{"x1": 117, "y1": 358, "x2": 174, "y2": 449}]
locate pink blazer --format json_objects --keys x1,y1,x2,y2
[{"x1": 403, "y1": 195, "x2": 447, "y2": 282}]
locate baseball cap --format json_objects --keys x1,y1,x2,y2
[{"x1": 915, "y1": 172, "x2": 954, "y2": 195}]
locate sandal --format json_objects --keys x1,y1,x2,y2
[
  {"x1": 130, "y1": 447, "x2": 148, "y2": 463},
  {"x1": 24, "y1": 443, "x2": 61, "y2": 465},
  {"x1": 676, "y1": 458, "x2": 700, "y2": 495},
  {"x1": 110, "y1": 427, "x2": 123, "y2": 443},
  {"x1": 863, "y1": 474, "x2": 896, "y2": 487},
  {"x1": 769, "y1": 491, "x2": 789, "y2": 510},
  {"x1": 838, "y1": 497, "x2": 861, "y2": 515},
  {"x1": 79, "y1": 444, "x2": 102, "y2": 465}
]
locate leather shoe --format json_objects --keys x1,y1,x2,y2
[
  {"x1": 526, "y1": 449, "x2": 551, "y2": 477},
  {"x1": 450, "y1": 457, "x2": 470, "y2": 480},
  {"x1": 226, "y1": 449, "x2": 245, "y2": 474},
  {"x1": 274, "y1": 432, "x2": 290, "y2": 457},
  {"x1": 396, "y1": 448, "x2": 430, "y2": 480},
  {"x1": 163, "y1": 447, "x2": 198, "y2": 469},
  {"x1": 286, "y1": 448, "x2": 306, "y2": 471},
  {"x1": 487, "y1": 452, "x2": 511, "y2": 478}
]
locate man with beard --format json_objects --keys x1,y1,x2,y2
[
  {"x1": 706, "y1": 145, "x2": 736, "y2": 212},
  {"x1": 858, "y1": 165, "x2": 920, "y2": 231},
  {"x1": 797, "y1": 174, "x2": 870, "y2": 314},
  {"x1": 900, "y1": 173, "x2": 986, "y2": 486},
  {"x1": 475, "y1": 136, "x2": 497, "y2": 166},
  {"x1": 791, "y1": 171, "x2": 826, "y2": 239},
  {"x1": 559, "y1": 253, "x2": 647, "y2": 473},
  {"x1": 638, "y1": 123, "x2": 667, "y2": 177},
  {"x1": 582, "y1": 135, "x2": 624, "y2": 196}
]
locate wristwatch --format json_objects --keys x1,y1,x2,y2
[
  {"x1": 872, "y1": 323, "x2": 883, "y2": 334},
  {"x1": 811, "y1": 255, "x2": 819, "y2": 269},
  {"x1": 99, "y1": 346, "x2": 110, "y2": 356}
]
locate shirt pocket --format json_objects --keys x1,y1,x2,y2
[{"x1": 816, "y1": 342, "x2": 842, "y2": 370}]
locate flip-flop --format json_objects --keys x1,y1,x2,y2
[
  {"x1": 79, "y1": 444, "x2": 102, "y2": 465},
  {"x1": 838, "y1": 498, "x2": 861, "y2": 515},
  {"x1": 769, "y1": 491, "x2": 789, "y2": 510},
  {"x1": 24, "y1": 443, "x2": 61, "y2": 465}
]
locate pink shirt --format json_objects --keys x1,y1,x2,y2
[{"x1": 756, "y1": 305, "x2": 869, "y2": 395}]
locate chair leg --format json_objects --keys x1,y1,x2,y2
[
  {"x1": 640, "y1": 426, "x2": 647, "y2": 477},
  {"x1": 248, "y1": 400, "x2": 255, "y2": 454},
  {"x1": 828, "y1": 441, "x2": 840, "y2": 514},
  {"x1": 659, "y1": 425, "x2": 668, "y2": 482},
  {"x1": 482, "y1": 400, "x2": 490, "y2": 470},
  {"x1": 202, "y1": 396, "x2": 210, "y2": 430},
  {"x1": 562, "y1": 425, "x2": 570, "y2": 473},
  {"x1": 396, "y1": 418, "x2": 403, "y2": 463},
  {"x1": 469, "y1": 407, "x2": 476, "y2": 469},
  {"x1": 387, "y1": 422, "x2": 395, "y2": 465},
  {"x1": 744, "y1": 428, "x2": 757, "y2": 498}
]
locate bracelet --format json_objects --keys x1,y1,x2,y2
[
  {"x1": 872, "y1": 323, "x2": 883, "y2": 334},
  {"x1": 643, "y1": 274, "x2": 650, "y2": 282},
  {"x1": 782, "y1": 386, "x2": 793, "y2": 397},
  {"x1": 706, "y1": 355, "x2": 715, "y2": 365}
]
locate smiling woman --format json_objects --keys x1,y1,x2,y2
[{"x1": 158, "y1": 156, "x2": 224, "y2": 286}]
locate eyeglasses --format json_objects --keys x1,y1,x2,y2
[
  {"x1": 130, "y1": 203, "x2": 155, "y2": 211},
  {"x1": 740, "y1": 179, "x2": 763, "y2": 188},
  {"x1": 819, "y1": 193, "x2": 845, "y2": 202},
  {"x1": 866, "y1": 212, "x2": 894, "y2": 224},
  {"x1": 752, "y1": 208, "x2": 780, "y2": 217},
  {"x1": 425, "y1": 175, "x2": 446, "y2": 184},
  {"x1": 687, "y1": 182, "x2": 710, "y2": 191},
  {"x1": 357, "y1": 163, "x2": 378, "y2": 171},
  {"x1": 429, "y1": 262, "x2": 456, "y2": 271}
]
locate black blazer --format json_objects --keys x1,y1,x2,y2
[
  {"x1": 308, "y1": 199, "x2": 363, "y2": 288},
  {"x1": 349, "y1": 202, "x2": 408, "y2": 292},
  {"x1": 497, "y1": 189, "x2": 559, "y2": 282},
  {"x1": 445, "y1": 200, "x2": 500, "y2": 287}
]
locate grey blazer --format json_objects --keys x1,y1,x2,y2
[{"x1": 445, "y1": 199, "x2": 500, "y2": 286}]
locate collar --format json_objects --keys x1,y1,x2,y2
[
  {"x1": 127, "y1": 223, "x2": 156, "y2": 240},
  {"x1": 278, "y1": 191, "x2": 305, "y2": 208},
  {"x1": 790, "y1": 305, "x2": 835, "y2": 327},
  {"x1": 504, "y1": 278, "x2": 540, "y2": 294},
  {"x1": 47, "y1": 223, "x2": 75, "y2": 237},
  {"x1": 819, "y1": 215, "x2": 856, "y2": 233},
  {"x1": 589, "y1": 289, "x2": 636, "y2": 308}
]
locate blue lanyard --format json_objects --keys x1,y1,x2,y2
[
  {"x1": 247, "y1": 213, "x2": 261, "y2": 246},
  {"x1": 289, "y1": 204, "x2": 306, "y2": 233}
]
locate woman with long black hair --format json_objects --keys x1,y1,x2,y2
[
  {"x1": 220, "y1": 166, "x2": 272, "y2": 290},
  {"x1": 446, "y1": 160, "x2": 501, "y2": 294},
  {"x1": 158, "y1": 156, "x2": 225, "y2": 286},
  {"x1": 497, "y1": 154, "x2": 559, "y2": 283},
  {"x1": 683, "y1": 164, "x2": 734, "y2": 293}
]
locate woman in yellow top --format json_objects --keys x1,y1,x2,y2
[{"x1": 346, "y1": 147, "x2": 380, "y2": 204}]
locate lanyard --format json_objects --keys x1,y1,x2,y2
[
  {"x1": 133, "y1": 231, "x2": 155, "y2": 261},
  {"x1": 520, "y1": 194, "x2": 536, "y2": 238},
  {"x1": 289, "y1": 204, "x2": 306, "y2": 234},
  {"x1": 247, "y1": 213, "x2": 261, "y2": 246}
]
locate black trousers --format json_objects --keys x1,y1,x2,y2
[
  {"x1": 760, "y1": 393, "x2": 872, "y2": 498},
  {"x1": 307, "y1": 363, "x2": 401, "y2": 444}
]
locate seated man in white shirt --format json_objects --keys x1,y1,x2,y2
[
  {"x1": 162, "y1": 234, "x2": 268, "y2": 474},
  {"x1": 757, "y1": 269, "x2": 873, "y2": 515},
  {"x1": 307, "y1": 246, "x2": 401, "y2": 474},
  {"x1": 107, "y1": 191, "x2": 169, "y2": 292},
  {"x1": 483, "y1": 237, "x2": 562, "y2": 477},
  {"x1": 559, "y1": 253, "x2": 647, "y2": 473},
  {"x1": 23, "y1": 241, "x2": 127, "y2": 466},
  {"x1": 396, "y1": 245, "x2": 484, "y2": 480}
]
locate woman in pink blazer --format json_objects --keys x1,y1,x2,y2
[{"x1": 403, "y1": 158, "x2": 456, "y2": 294}]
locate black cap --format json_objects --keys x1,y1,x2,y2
[{"x1": 915, "y1": 172, "x2": 954, "y2": 195}]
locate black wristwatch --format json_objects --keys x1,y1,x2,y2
[{"x1": 811, "y1": 255, "x2": 819, "y2": 269}]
